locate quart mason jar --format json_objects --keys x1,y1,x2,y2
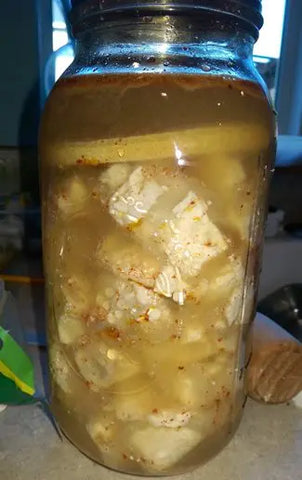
[{"x1": 40, "y1": 0, "x2": 276, "y2": 475}]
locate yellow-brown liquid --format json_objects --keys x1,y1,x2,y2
[{"x1": 40, "y1": 74, "x2": 275, "y2": 475}]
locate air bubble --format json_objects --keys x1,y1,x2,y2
[{"x1": 147, "y1": 55, "x2": 156, "y2": 63}]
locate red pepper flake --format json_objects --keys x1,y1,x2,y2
[
  {"x1": 217, "y1": 337, "x2": 223, "y2": 342},
  {"x1": 76, "y1": 158, "x2": 84, "y2": 165},
  {"x1": 104, "y1": 327, "x2": 120, "y2": 339},
  {"x1": 122, "y1": 453, "x2": 128, "y2": 460},
  {"x1": 85, "y1": 380, "x2": 95, "y2": 389},
  {"x1": 178, "y1": 366, "x2": 184, "y2": 370},
  {"x1": 204, "y1": 241, "x2": 212, "y2": 247},
  {"x1": 152, "y1": 408, "x2": 158, "y2": 414},
  {"x1": 79, "y1": 334, "x2": 90, "y2": 346},
  {"x1": 81, "y1": 312, "x2": 89, "y2": 323}
]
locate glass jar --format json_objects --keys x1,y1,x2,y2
[{"x1": 40, "y1": 0, "x2": 276, "y2": 475}]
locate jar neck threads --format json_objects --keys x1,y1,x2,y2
[{"x1": 70, "y1": 0, "x2": 263, "y2": 40}]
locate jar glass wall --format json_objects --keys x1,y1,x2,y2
[{"x1": 40, "y1": 1, "x2": 276, "y2": 475}]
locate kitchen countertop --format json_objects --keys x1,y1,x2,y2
[{"x1": 1, "y1": 400, "x2": 301, "y2": 480}]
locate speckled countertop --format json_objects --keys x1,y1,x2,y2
[{"x1": 1, "y1": 400, "x2": 301, "y2": 480}]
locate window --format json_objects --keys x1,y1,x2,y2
[
  {"x1": 253, "y1": 0, "x2": 287, "y2": 100},
  {"x1": 52, "y1": 1, "x2": 74, "y2": 81}
]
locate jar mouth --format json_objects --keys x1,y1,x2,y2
[{"x1": 70, "y1": 0, "x2": 263, "y2": 40}]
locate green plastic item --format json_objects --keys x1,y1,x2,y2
[
  {"x1": 0, "y1": 374, "x2": 36, "y2": 405},
  {"x1": 0, "y1": 283, "x2": 36, "y2": 405}
]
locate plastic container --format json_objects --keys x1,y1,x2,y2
[{"x1": 39, "y1": 0, "x2": 276, "y2": 475}]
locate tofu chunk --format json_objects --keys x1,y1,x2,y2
[
  {"x1": 188, "y1": 256, "x2": 244, "y2": 306},
  {"x1": 99, "y1": 164, "x2": 132, "y2": 203},
  {"x1": 213, "y1": 257, "x2": 245, "y2": 291},
  {"x1": 109, "y1": 167, "x2": 164, "y2": 226},
  {"x1": 180, "y1": 323, "x2": 205, "y2": 343},
  {"x1": 98, "y1": 279, "x2": 166, "y2": 325},
  {"x1": 171, "y1": 362, "x2": 233, "y2": 410},
  {"x1": 206, "y1": 257, "x2": 246, "y2": 326},
  {"x1": 49, "y1": 343, "x2": 73, "y2": 393},
  {"x1": 141, "y1": 339, "x2": 215, "y2": 375},
  {"x1": 98, "y1": 234, "x2": 160, "y2": 288},
  {"x1": 57, "y1": 313, "x2": 85, "y2": 344},
  {"x1": 225, "y1": 288, "x2": 243, "y2": 325},
  {"x1": 100, "y1": 164, "x2": 132, "y2": 193},
  {"x1": 147, "y1": 410, "x2": 191, "y2": 428},
  {"x1": 114, "y1": 388, "x2": 154, "y2": 422},
  {"x1": 96, "y1": 277, "x2": 175, "y2": 343},
  {"x1": 74, "y1": 339, "x2": 140, "y2": 391},
  {"x1": 86, "y1": 413, "x2": 116, "y2": 444},
  {"x1": 130, "y1": 426, "x2": 201, "y2": 470},
  {"x1": 162, "y1": 192, "x2": 227, "y2": 277},
  {"x1": 98, "y1": 235, "x2": 188, "y2": 305},
  {"x1": 56, "y1": 176, "x2": 89, "y2": 216},
  {"x1": 60, "y1": 274, "x2": 92, "y2": 316},
  {"x1": 173, "y1": 372, "x2": 201, "y2": 409}
]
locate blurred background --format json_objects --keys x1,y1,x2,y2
[{"x1": 0, "y1": 0, "x2": 302, "y2": 347}]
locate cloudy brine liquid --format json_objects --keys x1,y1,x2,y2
[{"x1": 40, "y1": 73, "x2": 275, "y2": 475}]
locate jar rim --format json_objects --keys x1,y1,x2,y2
[{"x1": 70, "y1": 0, "x2": 263, "y2": 40}]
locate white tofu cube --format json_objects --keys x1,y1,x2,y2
[
  {"x1": 86, "y1": 414, "x2": 115, "y2": 444},
  {"x1": 188, "y1": 256, "x2": 244, "y2": 304},
  {"x1": 130, "y1": 427, "x2": 201, "y2": 470},
  {"x1": 61, "y1": 274, "x2": 91, "y2": 316},
  {"x1": 147, "y1": 410, "x2": 191, "y2": 428},
  {"x1": 57, "y1": 313, "x2": 85, "y2": 344},
  {"x1": 172, "y1": 372, "x2": 202, "y2": 409},
  {"x1": 99, "y1": 164, "x2": 132, "y2": 193},
  {"x1": 57, "y1": 176, "x2": 88, "y2": 216},
  {"x1": 213, "y1": 257, "x2": 244, "y2": 291},
  {"x1": 49, "y1": 343, "x2": 73, "y2": 393},
  {"x1": 96, "y1": 277, "x2": 174, "y2": 343},
  {"x1": 180, "y1": 325, "x2": 204, "y2": 343},
  {"x1": 114, "y1": 388, "x2": 153, "y2": 422},
  {"x1": 105, "y1": 280, "x2": 159, "y2": 325},
  {"x1": 74, "y1": 340, "x2": 140, "y2": 391},
  {"x1": 163, "y1": 192, "x2": 227, "y2": 277},
  {"x1": 109, "y1": 167, "x2": 164, "y2": 226},
  {"x1": 98, "y1": 234, "x2": 160, "y2": 289},
  {"x1": 225, "y1": 287, "x2": 243, "y2": 325}
]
